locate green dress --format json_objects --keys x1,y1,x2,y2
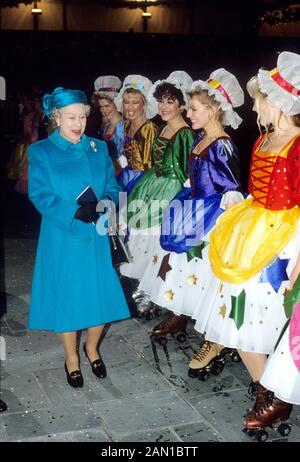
[{"x1": 126, "y1": 126, "x2": 195, "y2": 230}]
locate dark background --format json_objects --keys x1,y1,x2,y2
[{"x1": 1, "y1": 1, "x2": 300, "y2": 242}]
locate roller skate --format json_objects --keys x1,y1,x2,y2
[
  {"x1": 246, "y1": 382, "x2": 269, "y2": 413},
  {"x1": 247, "y1": 380, "x2": 259, "y2": 405},
  {"x1": 243, "y1": 385, "x2": 292, "y2": 442},
  {"x1": 188, "y1": 340, "x2": 236, "y2": 381},
  {"x1": 230, "y1": 349, "x2": 241, "y2": 363},
  {"x1": 132, "y1": 289, "x2": 148, "y2": 318},
  {"x1": 150, "y1": 313, "x2": 188, "y2": 346},
  {"x1": 118, "y1": 276, "x2": 158, "y2": 319},
  {"x1": 132, "y1": 288, "x2": 146, "y2": 303},
  {"x1": 0, "y1": 399, "x2": 7, "y2": 412},
  {"x1": 143, "y1": 303, "x2": 162, "y2": 321},
  {"x1": 135, "y1": 295, "x2": 162, "y2": 320},
  {"x1": 248, "y1": 380, "x2": 259, "y2": 397}
]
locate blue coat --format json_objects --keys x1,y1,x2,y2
[{"x1": 28, "y1": 130, "x2": 130, "y2": 333}]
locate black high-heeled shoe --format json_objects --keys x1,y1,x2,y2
[
  {"x1": 64, "y1": 362, "x2": 84, "y2": 388},
  {"x1": 0, "y1": 399, "x2": 7, "y2": 412},
  {"x1": 83, "y1": 342, "x2": 107, "y2": 378}
]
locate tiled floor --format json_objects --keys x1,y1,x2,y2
[{"x1": 1, "y1": 238, "x2": 299, "y2": 442}]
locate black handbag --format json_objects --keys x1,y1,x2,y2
[
  {"x1": 109, "y1": 232, "x2": 131, "y2": 266},
  {"x1": 107, "y1": 209, "x2": 131, "y2": 266}
]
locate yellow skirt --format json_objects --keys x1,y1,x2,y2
[{"x1": 209, "y1": 198, "x2": 300, "y2": 283}]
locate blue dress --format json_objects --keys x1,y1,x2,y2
[
  {"x1": 137, "y1": 133, "x2": 244, "y2": 313},
  {"x1": 160, "y1": 134, "x2": 242, "y2": 253},
  {"x1": 28, "y1": 130, "x2": 130, "y2": 333}
]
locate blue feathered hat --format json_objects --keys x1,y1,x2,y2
[{"x1": 43, "y1": 86, "x2": 88, "y2": 117}]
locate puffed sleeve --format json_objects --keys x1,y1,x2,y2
[
  {"x1": 140, "y1": 121, "x2": 157, "y2": 170},
  {"x1": 28, "y1": 141, "x2": 78, "y2": 231},
  {"x1": 207, "y1": 138, "x2": 242, "y2": 194},
  {"x1": 287, "y1": 136, "x2": 300, "y2": 206},
  {"x1": 102, "y1": 142, "x2": 122, "y2": 206},
  {"x1": 172, "y1": 128, "x2": 195, "y2": 184}
]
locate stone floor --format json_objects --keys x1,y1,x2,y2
[{"x1": 1, "y1": 237, "x2": 300, "y2": 443}]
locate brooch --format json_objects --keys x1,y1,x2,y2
[{"x1": 90, "y1": 141, "x2": 98, "y2": 152}]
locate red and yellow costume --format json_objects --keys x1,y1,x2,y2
[
  {"x1": 209, "y1": 134, "x2": 300, "y2": 283},
  {"x1": 189, "y1": 134, "x2": 300, "y2": 354}
]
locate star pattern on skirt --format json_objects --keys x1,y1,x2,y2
[
  {"x1": 187, "y1": 274, "x2": 198, "y2": 286},
  {"x1": 186, "y1": 241, "x2": 209, "y2": 262},
  {"x1": 157, "y1": 253, "x2": 172, "y2": 281},
  {"x1": 259, "y1": 257, "x2": 290, "y2": 293},
  {"x1": 217, "y1": 282, "x2": 223, "y2": 293},
  {"x1": 219, "y1": 304, "x2": 227, "y2": 319},
  {"x1": 152, "y1": 255, "x2": 158, "y2": 264},
  {"x1": 229, "y1": 289, "x2": 246, "y2": 330},
  {"x1": 164, "y1": 290, "x2": 174, "y2": 301}
]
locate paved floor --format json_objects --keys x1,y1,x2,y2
[{"x1": 1, "y1": 236, "x2": 300, "y2": 443}]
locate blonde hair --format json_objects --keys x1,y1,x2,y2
[
  {"x1": 247, "y1": 76, "x2": 269, "y2": 135},
  {"x1": 247, "y1": 75, "x2": 300, "y2": 132},
  {"x1": 246, "y1": 76, "x2": 265, "y2": 101},
  {"x1": 122, "y1": 88, "x2": 147, "y2": 118},
  {"x1": 188, "y1": 87, "x2": 224, "y2": 125},
  {"x1": 123, "y1": 88, "x2": 147, "y2": 106}
]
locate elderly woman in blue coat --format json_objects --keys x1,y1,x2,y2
[{"x1": 28, "y1": 87, "x2": 130, "y2": 388}]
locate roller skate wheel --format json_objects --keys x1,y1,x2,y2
[
  {"x1": 197, "y1": 370, "x2": 209, "y2": 382},
  {"x1": 176, "y1": 333, "x2": 187, "y2": 343},
  {"x1": 278, "y1": 423, "x2": 291, "y2": 436},
  {"x1": 210, "y1": 360, "x2": 225, "y2": 376},
  {"x1": 256, "y1": 430, "x2": 268, "y2": 442},
  {"x1": 188, "y1": 368, "x2": 199, "y2": 379},
  {"x1": 246, "y1": 429, "x2": 256, "y2": 437},
  {"x1": 230, "y1": 351, "x2": 241, "y2": 363}
]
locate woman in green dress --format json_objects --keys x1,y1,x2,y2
[{"x1": 120, "y1": 71, "x2": 195, "y2": 310}]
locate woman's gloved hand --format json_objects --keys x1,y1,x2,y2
[{"x1": 74, "y1": 201, "x2": 99, "y2": 223}]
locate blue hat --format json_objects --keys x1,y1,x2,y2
[{"x1": 43, "y1": 86, "x2": 87, "y2": 117}]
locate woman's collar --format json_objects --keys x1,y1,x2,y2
[{"x1": 49, "y1": 130, "x2": 90, "y2": 151}]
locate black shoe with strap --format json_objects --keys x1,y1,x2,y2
[
  {"x1": 0, "y1": 399, "x2": 7, "y2": 412},
  {"x1": 83, "y1": 342, "x2": 107, "y2": 378},
  {"x1": 64, "y1": 362, "x2": 84, "y2": 388}
]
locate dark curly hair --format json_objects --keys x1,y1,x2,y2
[{"x1": 153, "y1": 82, "x2": 185, "y2": 107}]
